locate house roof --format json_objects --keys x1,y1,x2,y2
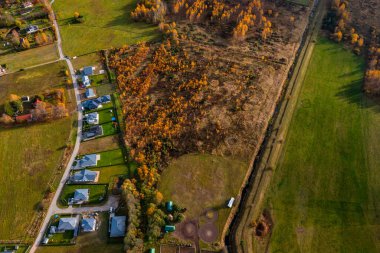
[
  {"x1": 15, "y1": 114, "x2": 32, "y2": 122},
  {"x1": 77, "y1": 154, "x2": 99, "y2": 168},
  {"x1": 82, "y1": 218, "x2": 96, "y2": 232},
  {"x1": 85, "y1": 88, "x2": 96, "y2": 98},
  {"x1": 83, "y1": 125, "x2": 103, "y2": 139},
  {"x1": 73, "y1": 189, "x2": 89, "y2": 202},
  {"x1": 73, "y1": 169, "x2": 97, "y2": 182},
  {"x1": 110, "y1": 216, "x2": 126, "y2": 237},
  {"x1": 96, "y1": 95, "x2": 111, "y2": 104},
  {"x1": 82, "y1": 100, "x2": 101, "y2": 110},
  {"x1": 83, "y1": 66, "x2": 94, "y2": 76},
  {"x1": 82, "y1": 75, "x2": 91, "y2": 86},
  {"x1": 84, "y1": 112, "x2": 99, "y2": 124},
  {"x1": 58, "y1": 217, "x2": 78, "y2": 231}
]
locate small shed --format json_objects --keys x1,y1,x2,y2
[
  {"x1": 164, "y1": 225, "x2": 175, "y2": 233},
  {"x1": 149, "y1": 248, "x2": 155, "y2": 253},
  {"x1": 166, "y1": 201, "x2": 173, "y2": 212}
]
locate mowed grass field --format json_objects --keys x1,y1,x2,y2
[
  {"x1": 261, "y1": 37, "x2": 380, "y2": 252},
  {"x1": 160, "y1": 154, "x2": 248, "y2": 243},
  {"x1": 53, "y1": 0, "x2": 160, "y2": 56},
  {"x1": 0, "y1": 63, "x2": 74, "y2": 240},
  {"x1": 0, "y1": 44, "x2": 58, "y2": 72}
]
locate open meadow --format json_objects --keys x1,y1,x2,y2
[
  {"x1": 53, "y1": 0, "x2": 159, "y2": 56},
  {"x1": 259, "y1": 37, "x2": 380, "y2": 252},
  {"x1": 0, "y1": 62, "x2": 74, "y2": 240},
  {"x1": 0, "y1": 44, "x2": 58, "y2": 72},
  {"x1": 160, "y1": 154, "x2": 248, "y2": 248}
]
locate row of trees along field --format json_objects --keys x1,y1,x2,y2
[
  {"x1": 364, "y1": 28, "x2": 380, "y2": 94},
  {"x1": 131, "y1": 0, "x2": 272, "y2": 41},
  {"x1": 324, "y1": 0, "x2": 365, "y2": 54},
  {"x1": 109, "y1": 31, "x2": 205, "y2": 250}
]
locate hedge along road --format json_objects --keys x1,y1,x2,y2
[
  {"x1": 29, "y1": 2, "x2": 84, "y2": 252},
  {"x1": 228, "y1": 0, "x2": 328, "y2": 252}
]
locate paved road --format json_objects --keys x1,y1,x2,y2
[
  {"x1": 228, "y1": 0, "x2": 327, "y2": 253},
  {"x1": 28, "y1": 7, "x2": 119, "y2": 253}
]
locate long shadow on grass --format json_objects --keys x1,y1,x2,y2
[{"x1": 335, "y1": 79, "x2": 380, "y2": 113}]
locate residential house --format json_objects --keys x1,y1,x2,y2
[
  {"x1": 73, "y1": 189, "x2": 89, "y2": 204},
  {"x1": 85, "y1": 88, "x2": 96, "y2": 99},
  {"x1": 81, "y1": 217, "x2": 97, "y2": 232},
  {"x1": 26, "y1": 25, "x2": 38, "y2": 34},
  {"x1": 109, "y1": 215, "x2": 126, "y2": 237},
  {"x1": 81, "y1": 100, "x2": 102, "y2": 111},
  {"x1": 82, "y1": 75, "x2": 91, "y2": 87},
  {"x1": 96, "y1": 95, "x2": 111, "y2": 104},
  {"x1": 72, "y1": 169, "x2": 99, "y2": 183},
  {"x1": 72, "y1": 154, "x2": 100, "y2": 170},
  {"x1": 82, "y1": 66, "x2": 94, "y2": 76},
  {"x1": 58, "y1": 217, "x2": 78, "y2": 232},
  {"x1": 84, "y1": 112, "x2": 99, "y2": 124},
  {"x1": 82, "y1": 125, "x2": 103, "y2": 140}
]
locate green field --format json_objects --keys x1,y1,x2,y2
[
  {"x1": 0, "y1": 44, "x2": 58, "y2": 72},
  {"x1": 97, "y1": 149, "x2": 125, "y2": 167},
  {"x1": 0, "y1": 63, "x2": 74, "y2": 240},
  {"x1": 160, "y1": 154, "x2": 248, "y2": 246},
  {"x1": 0, "y1": 61, "x2": 67, "y2": 102},
  {"x1": 261, "y1": 38, "x2": 380, "y2": 252},
  {"x1": 53, "y1": 0, "x2": 160, "y2": 56},
  {"x1": 93, "y1": 164, "x2": 129, "y2": 185},
  {"x1": 59, "y1": 184, "x2": 108, "y2": 206}
]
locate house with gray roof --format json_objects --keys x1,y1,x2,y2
[
  {"x1": 96, "y1": 95, "x2": 111, "y2": 104},
  {"x1": 81, "y1": 217, "x2": 97, "y2": 232},
  {"x1": 72, "y1": 154, "x2": 100, "y2": 170},
  {"x1": 84, "y1": 112, "x2": 99, "y2": 125},
  {"x1": 72, "y1": 169, "x2": 99, "y2": 183},
  {"x1": 109, "y1": 216, "x2": 126, "y2": 237},
  {"x1": 82, "y1": 66, "x2": 94, "y2": 76},
  {"x1": 85, "y1": 88, "x2": 96, "y2": 99},
  {"x1": 58, "y1": 217, "x2": 78, "y2": 232},
  {"x1": 73, "y1": 189, "x2": 89, "y2": 204},
  {"x1": 82, "y1": 125, "x2": 103, "y2": 140}
]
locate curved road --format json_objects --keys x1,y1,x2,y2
[{"x1": 29, "y1": 6, "x2": 118, "y2": 253}]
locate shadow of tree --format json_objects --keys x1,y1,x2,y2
[{"x1": 335, "y1": 79, "x2": 380, "y2": 113}]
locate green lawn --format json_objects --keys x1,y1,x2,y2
[
  {"x1": 0, "y1": 44, "x2": 58, "y2": 72},
  {"x1": 59, "y1": 184, "x2": 108, "y2": 206},
  {"x1": 160, "y1": 154, "x2": 248, "y2": 245},
  {"x1": 93, "y1": 164, "x2": 129, "y2": 185},
  {"x1": 98, "y1": 108, "x2": 115, "y2": 124},
  {"x1": 0, "y1": 61, "x2": 67, "y2": 102},
  {"x1": 97, "y1": 149, "x2": 125, "y2": 167},
  {"x1": 101, "y1": 121, "x2": 119, "y2": 136},
  {"x1": 0, "y1": 64, "x2": 74, "y2": 240},
  {"x1": 261, "y1": 37, "x2": 380, "y2": 252},
  {"x1": 36, "y1": 212, "x2": 124, "y2": 253},
  {"x1": 53, "y1": 0, "x2": 160, "y2": 56}
]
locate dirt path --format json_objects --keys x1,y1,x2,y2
[{"x1": 228, "y1": 0, "x2": 328, "y2": 253}]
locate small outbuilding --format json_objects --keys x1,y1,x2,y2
[{"x1": 164, "y1": 225, "x2": 176, "y2": 233}]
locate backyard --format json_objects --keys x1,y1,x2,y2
[
  {"x1": 259, "y1": 37, "x2": 380, "y2": 252},
  {"x1": 0, "y1": 64, "x2": 74, "y2": 240},
  {"x1": 53, "y1": 0, "x2": 160, "y2": 56}
]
